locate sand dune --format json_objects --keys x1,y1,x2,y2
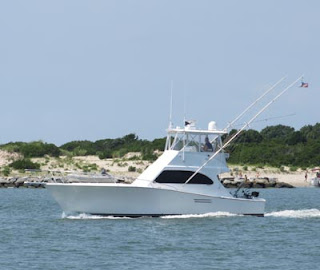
[{"x1": 0, "y1": 150, "x2": 314, "y2": 187}]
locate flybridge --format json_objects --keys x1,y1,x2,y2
[
  {"x1": 167, "y1": 127, "x2": 227, "y2": 135},
  {"x1": 165, "y1": 121, "x2": 226, "y2": 153}
]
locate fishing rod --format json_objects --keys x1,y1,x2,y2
[
  {"x1": 231, "y1": 113, "x2": 296, "y2": 128},
  {"x1": 224, "y1": 76, "x2": 286, "y2": 132},
  {"x1": 183, "y1": 75, "x2": 303, "y2": 186}
]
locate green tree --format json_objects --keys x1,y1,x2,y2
[
  {"x1": 260, "y1": 125, "x2": 294, "y2": 141},
  {"x1": 286, "y1": 131, "x2": 306, "y2": 145},
  {"x1": 237, "y1": 129, "x2": 262, "y2": 143}
]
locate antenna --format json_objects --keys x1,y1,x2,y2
[
  {"x1": 183, "y1": 82, "x2": 187, "y2": 125},
  {"x1": 183, "y1": 75, "x2": 303, "y2": 187},
  {"x1": 169, "y1": 80, "x2": 173, "y2": 129}
]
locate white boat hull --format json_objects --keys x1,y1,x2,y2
[
  {"x1": 309, "y1": 177, "x2": 320, "y2": 187},
  {"x1": 46, "y1": 183, "x2": 265, "y2": 216}
]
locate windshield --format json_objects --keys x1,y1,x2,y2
[{"x1": 167, "y1": 133, "x2": 221, "y2": 152}]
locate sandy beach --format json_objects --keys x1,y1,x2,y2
[
  {"x1": 69, "y1": 156, "x2": 311, "y2": 187},
  {"x1": 221, "y1": 169, "x2": 309, "y2": 187},
  {"x1": 0, "y1": 150, "x2": 312, "y2": 187}
]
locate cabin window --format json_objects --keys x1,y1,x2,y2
[
  {"x1": 155, "y1": 170, "x2": 213, "y2": 184},
  {"x1": 167, "y1": 132, "x2": 222, "y2": 153}
]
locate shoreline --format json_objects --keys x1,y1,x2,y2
[
  {"x1": 0, "y1": 151, "x2": 313, "y2": 188},
  {"x1": 221, "y1": 172, "x2": 309, "y2": 187},
  {"x1": 0, "y1": 172, "x2": 301, "y2": 189}
]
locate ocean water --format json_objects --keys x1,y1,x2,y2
[{"x1": 0, "y1": 188, "x2": 319, "y2": 270}]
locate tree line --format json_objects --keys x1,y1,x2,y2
[
  {"x1": 0, "y1": 134, "x2": 166, "y2": 161},
  {"x1": 225, "y1": 123, "x2": 320, "y2": 168},
  {"x1": 0, "y1": 123, "x2": 319, "y2": 168}
]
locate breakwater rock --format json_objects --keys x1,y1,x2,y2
[
  {"x1": 221, "y1": 177, "x2": 294, "y2": 188},
  {"x1": 0, "y1": 177, "x2": 47, "y2": 188},
  {"x1": 0, "y1": 175, "x2": 136, "y2": 188},
  {"x1": 0, "y1": 176, "x2": 295, "y2": 188}
]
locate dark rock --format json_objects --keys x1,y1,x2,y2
[
  {"x1": 265, "y1": 182, "x2": 276, "y2": 188},
  {"x1": 8, "y1": 178, "x2": 18, "y2": 184},
  {"x1": 222, "y1": 182, "x2": 237, "y2": 188},
  {"x1": 15, "y1": 177, "x2": 26, "y2": 187},
  {"x1": 275, "y1": 182, "x2": 294, "y2": 188}
]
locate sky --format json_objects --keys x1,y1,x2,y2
[{"x1": 0, "y1": 0, "x2": 319, "y2": 146}]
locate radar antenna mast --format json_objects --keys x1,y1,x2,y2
[{"x1": 169, "y1": 81, "x2": 173, "y2": 129}]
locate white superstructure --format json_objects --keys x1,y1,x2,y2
[{"x1": 46, "y1": 122, "x2": 265, "y2": 216}]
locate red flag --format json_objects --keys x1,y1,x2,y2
[{"x1": 300, "y1": 82, "x2": 308, "y2": 88}]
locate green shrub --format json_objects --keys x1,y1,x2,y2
[
  {"x1": 2, "y1": 166, "x2": 11, "y2": 176},
  {"x1": 82, "y1": 165, "x2": 91, "y2": 172},
  {"x1": 89, "y1": 163, "x2": 98, "y2": 171},
  {"x1": 75, "y1": 163, "x2": 82, "y2": 169},
  {"x1": 9, "y1": 159, "x2": 40, "y2": 170},
  {"x1": 98, "y1": 151, "x2": 112, "y2": 159},
  {"x1": 128, "y1": 166, "x2": 136, "y2": 172},
  {"x1": 117, "y1": 162, "x2": 128, "y2": 167},
  {"x1": 0, "y1": 141, "x2": 60, "y2": 157},
  {"x1": 289, "y1": 166, "x2": 298, "y2": 172},
  {"x1": 128, "y1": 155, "x2": 140, "y2": 161}
]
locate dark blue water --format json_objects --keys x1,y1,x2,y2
[{"x1": 1, "y1": 188, "x2": 319, "y2": 270}]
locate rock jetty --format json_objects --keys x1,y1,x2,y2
[
  {"x1": 221, "y1": 177, "x2": 294, "y2": 188},
  {"x1": 0, "y1": 176, "x2": 294, "y2": 188}
]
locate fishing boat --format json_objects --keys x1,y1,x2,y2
[
  {"x1": 46, "y1": 121, "x2": 265, "y2": 216},
  {"x1": 46, "y1": 75, "x2": 303, "y2": 217}
]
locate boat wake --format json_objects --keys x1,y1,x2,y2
[
  {"x1": 161, "y1": 212, "x2": 240, "y2": 219},
  {"x1": 61, "y1": 210, "x2": 320, "y2": 220},
  {"x1": 61, "y1": 212, "x2": 131, "y2": 220},
  {"x1": 61, "y1": 212, "x2": 239, "y2": 220},
  {"x1": 265, "y1": 209, "x2": 320, "y2": 219}
]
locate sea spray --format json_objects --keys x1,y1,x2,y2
[
  {"x1": 265, "y1": 209, "x2": 320, "y2": 218},
  {"x1": 61, "y1": 209, "x2": 320, "y2": 220},
  {"x1": 61, "y1": 212, "x2": 132, "y2": 220},
  {"x1": 161, "y1": 212, "x2": 240, "y2": 219}
]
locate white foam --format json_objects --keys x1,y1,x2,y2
[
  {"x1": 265, "y1": 209, "x2": 320, "y2": 218},
  {"x1": 161, "y1": 212, "x2": 239, "y2": 219},
  {"x1": 61, "y1": 212, "x2": 131, "y2": 220}
]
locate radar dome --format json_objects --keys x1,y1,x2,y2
[{"x1": 208, "y1": 121, "x2": 217, "y2": 130}]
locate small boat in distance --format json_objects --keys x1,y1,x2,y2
[
  {"x1": 46, "y1": 121, "x2": 265, "y2": 217},
  {"x1": 66, "y1": 170, "x2": 117, "y2": 183},
  {"x1": 307, "y1": 168, "x2": 320, "y2": 187}
]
